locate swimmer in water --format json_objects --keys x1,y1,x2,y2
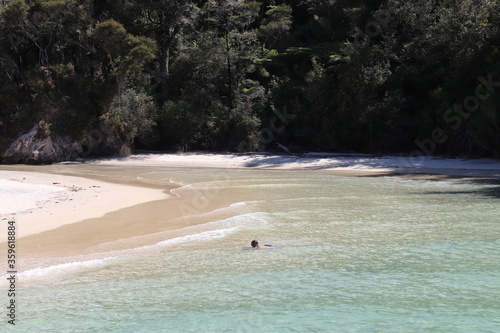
[{"x1": 250, "y1": 240, "x2": 276, "y2": 248}]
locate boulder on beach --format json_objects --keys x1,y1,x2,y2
[{"x1": 1, "y1": 124, "x2": 131, "y2": 164}]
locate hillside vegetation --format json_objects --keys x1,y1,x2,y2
[{"x1": 1, "y1": 0, "x2": 499, "y2": 163}]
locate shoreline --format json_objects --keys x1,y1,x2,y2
[
  {"x1": 2, "y1": 153, "x2": 498, "y2": 232},
  {"x1": 90, "y1": 152, "x2": 500, "y2": 179},
  {"x1": 0, "y1": 169, "x2": 170, "y2": 242},
  {"x1": 2, "y1": 153, "x2": 499, "y2": 237},
  {"x1": 1, "y1": 152, "x2": 499, "y2": 272}
]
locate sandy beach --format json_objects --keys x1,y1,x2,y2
[
  {"x1": 91, "y1": 152, "x2": 500, "y2": 177},
  {"x1": 2, "y1": 153, "x2": 500, "y2": 237},
  {"x1": 1, "y1": 153, "x2": 499, "y2": 266},
  {"x1": 0, "y1": 170, "x2": 169, "y2": 242}
]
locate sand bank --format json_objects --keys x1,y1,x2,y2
[{"x1": 0, "y1": 170, "x2": 168, "y2": 242}]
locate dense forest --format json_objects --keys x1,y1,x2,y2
[{"x1": 1, "y1": 0, "x2": 500, "y2": 163}]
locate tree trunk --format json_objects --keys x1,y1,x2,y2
[
  {"x1": 159, "y1": 42, "x2": 170, "y2": 99},
  {"x1": 225, "y1": 31, "x2": 233, "y2": 109},
  {"x1": 158, "y1": 23, "x2": 181, "y2": 101}
]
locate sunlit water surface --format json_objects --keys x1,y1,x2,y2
[{"x1": 4, "y1": 168, "x2": 500, "y2": 332}]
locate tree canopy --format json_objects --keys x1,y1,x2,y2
[{"x1": 1, "y1": 0, "x2": 499, "y2": 160}]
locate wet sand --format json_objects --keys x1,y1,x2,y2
[{"x1": 0, "y1": 163, "x2": 251, "y2": 270}]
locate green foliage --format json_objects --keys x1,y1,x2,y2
[
  {"x1": 100, "y1": 88, "x2": 157, "y2": 145},
  {"x1": 259, "y1": 4, "x2": 292, "y2": 48},
  {"x1": 1, "y1": 0, "x2": 500, "y2": 159},
  {"x1": 38, "y1": 120, "x2": 51, "y2": 137},
  {"x1": 159, "y1": 99, "x2": 205, "y2": 150},
  {"x1": 94, "y1": 19, "x2": 156, "y2": 79},
  {"x1": 1, "y1": 0, "x2": 29, "y2": 25},
  {"x1": 94, "y1": 19, "x2": 129, "y2": 57}
]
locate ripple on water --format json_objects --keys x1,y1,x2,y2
[{"x1": 14, "y1": 169, "x2": 500, "y2": 332}]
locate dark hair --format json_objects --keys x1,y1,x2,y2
[{"x1": 251, "y1": 240, "x2": 258, "y2": 247}]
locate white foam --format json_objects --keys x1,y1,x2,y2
[
  {"x1": 20, "y1": 257, "x2": 116, "y2": 279},
  {"x1": 156, "y1": 212, "x2": 269, "y2": 247},
  {"x1": 156, "y1": 227, "x2": 239, "y2": 246},
  {"x1": 229, "y1": 201, "x2": 248, "y2": 208},
  {"x1": 0, "y1": 212, "x2": 269, "y2": 285},
  {"x1": 188, "y1": 183, "x2": 304, "y2": 190},
  {"x1": 168, "y1": 200, "x2": 262, "y2": 224},
  {"x1": 0, "y1": 257, "x2": 118, "y2": 288}
]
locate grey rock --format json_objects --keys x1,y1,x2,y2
[{"x1": 1, "y1": 125, "x2": 131, "y2": 164}]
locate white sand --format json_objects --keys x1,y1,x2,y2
[
  {"x1": 91, "y1": 152, "x2": 500, "y2": 177},
  {"x1": 0, "y1": 179, "x2": 65, "y2": 215},
  {"x1": 0, "y1": 170, "x2": 167, "y2": 241}
]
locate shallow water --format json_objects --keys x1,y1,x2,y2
[{"x1": 3, "y1": 167, "x2": 500, "y2": 332}]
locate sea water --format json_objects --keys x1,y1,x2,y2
[{"x1": 3, "y1": 167, "x2": 500, "y2": 332}]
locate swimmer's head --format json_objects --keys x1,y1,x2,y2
[{"x1": 251, "y1": 240, "x2": 258, "y2": 248}]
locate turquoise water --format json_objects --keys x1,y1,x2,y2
[{"x1": 4, "y1": 168, "x2": 500, "y2": 332}]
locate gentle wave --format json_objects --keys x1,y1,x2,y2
[
  {"x1": 167, "y1": 200, "x2": 263, "y2": 224},
  {"x1": 136, "y1": 176, "x2": 180, "y2": 186},
  {"x1": 156, "y1": 212, "x2": 270, "y2": 248},
  {"x1": 156, "y1": 227, "x2": 239, "y2": 246},
  {"x1": 0, "y1": 257, "x2": 118, "y2": 284},
  {"x1": 95, "y1": 212, "x2": 271, "y2": 257},
  {"x1": 9, "y1": 212, "x2": 271, "y2": 282},
  {"x1": 176, "y1": 183, "x2": 304, "y2": 190},
  {"x1": 229, "y1": 201, "x2": 251, "y2": 208}
]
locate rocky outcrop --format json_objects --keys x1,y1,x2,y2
[{"x1": 1, "y1": 125, "x2": 131, "y2": 164}]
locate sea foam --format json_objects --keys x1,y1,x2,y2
[
  {"x1": 0, "y1": 256, "x2": 118, "y2": 289},
  {"x1": 17, "y1": 257, "x2": 116, "y2": 280},
  {"x1": 156, "y1": 212, "x2": 270, "y2": 247},
  {"x1": 156, "y1": 227, "x2": 239, "y2": 246}
]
